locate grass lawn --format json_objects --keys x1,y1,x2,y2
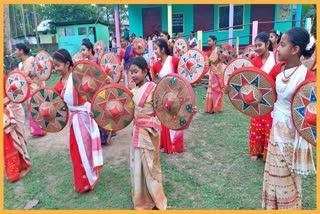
[{"x1": 4, "y1": 74, "x2": 316, "y2": 210}]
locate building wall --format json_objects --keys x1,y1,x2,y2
[
  {"x1": 129, "y1": 5, "x2": 168, "y2": 38},
  {"x1": 95, "y1": 23, "x2": 109, "y2": 50},
  {"x1": 39, "y1": 33, "x2": 55, "y2": 44},
  {"x1": 172, "y1": 5, "x2": 194, "y2": 36},
  {"x1": 212, "y1": 4, "x2": 251, "y2": 46},
  {"x1": 56, "y1": 23, "x2": 109, "y2": 55},
  {"x1": 273, "y1": 4, "x2": 294, "y2": 33},
  {"x1": 128, "y1": 4, "x2": 295, "y2": 46}
]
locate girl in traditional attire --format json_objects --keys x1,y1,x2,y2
[
  {"x1": 269, "y1": 29, "x2": 282, "y2": 63},
  {"x1": 53, "y1": 49, "x2": 104, "y2": 193},
  {"x1": 81, "y1": 39, "x2": 112, "y2": 145},
  {"x1": 3, "y1": 76, "x2": 31, "y2": 182},
  {"x1": 204, "y1": 35, "x2": 224, "y2": 113},
  {"x1": 262, "y1": 27, "x2": 316, "y2": 210},
  {"x1": 160, "y1": 31, "x2": 173, "y2": 55},
  {"x1": 249, "y1": 32, "x2": 275, "y2": 161},
  {"x1": 152, "y1": 39, "x2": 184, "y2": 154},
  {"x1": 269, "y1": 29, "x2": 282, "y2": 52},
  {"x1": 188, "y1": 31, "x2": 198, "y2": 48},
  {"x1": 15, "y1": 43, "x2": 46, "y2": 137},
  {"x1": 129, "y1": 56, "x2": 167, "y2": 210},
  {"x1": 118, "y1": 36, "x2": 139, "y2": 89}
]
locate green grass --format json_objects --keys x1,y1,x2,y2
[{"x1": 4, "y1": 81, "x2": 316, "y2": 210}]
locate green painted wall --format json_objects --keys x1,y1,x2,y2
[
  {"x1": 128, "y1": 5, "x2": 168, "y2": 38},
  {"x1": 95, "y1": 23, "x2": 109, "y2": 46},
  {"x1": 171, "y1": 5, "x2": 194, "y2": 36},
  {"x1": 273, "y1": 4, "x2": 294, "y2": 33},
  {"x1": 56, "y1": 23, "x2": 109, "y2": 56},
  {"x1": 128, "y1": 6, "x2": 143, "y2": 37},
  {"x1": 128, "y1": 4, "x2": 294, "y2": 47},
  {"x1": 210, "y1": 4, "x2": 251, "y2": 46}
]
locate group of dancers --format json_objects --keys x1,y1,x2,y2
[{"x1": 4, "y1": 26, "x2": 316, "y2": 210}]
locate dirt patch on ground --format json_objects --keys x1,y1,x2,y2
[
  {"x1": 26, "y1": 109, "x2": 202, "y2": 168},
  {"x1": 14, "y1": 180, "x2": 25, "y2": 195},
  {"x1": 24, "y1": 119, "x2": 133, "y2": 167}
]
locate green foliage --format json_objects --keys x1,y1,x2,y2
[{"x1": 37, "y1": 5, "x2": 97, "y2": 23}]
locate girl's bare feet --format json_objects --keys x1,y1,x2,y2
[
  {"x1": 20, "y1": 168, "x2": 30, "y2": 178},
  {"x1": 106, "y1": 132, "x2": 112, "y2": 145},
  {"x1": 250, "y1": 155, "x2": 258, "y2": 161}
]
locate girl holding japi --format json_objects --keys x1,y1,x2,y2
[
  {"x1": 262, "y1": 27, "x2": 316, "y2": 210},
  {"x1": 81, "y1": 39, "x2": 112, "y2": 145},
  {"x1": 52, "y1": 49, "x2": 104, "y2": 193},
  {"x1": 4, "y1": 76, "x2": 31, "y2": 182},
  {"x1": 129, "y1": 56, "x2": 167, "y2": 210},
  {"x1": 15, "y1": 43, "x2": 46, "y2": 137},
  {"x1": 248, "y1": 32, "x2": 275, "y2": 161},
  {"x1": 152, "y1": 39, "x2": 185, "y2": 154},
  {"x1": 205, "y1": 35, "x2": 224, "y2": 113}
]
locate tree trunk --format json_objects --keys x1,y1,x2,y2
[
  {"x1": 20, "y1": 4, "x2": 27, "y2": 41},
  {"x1": 10, "y1": 5, "x2": 18, "y2": 38},
  {"x1": 4, "y1": 4, "x2": 12, "y2": 56},
  {"x1": 25, "y1": 6, "x2": 30, "y2": 35},
  {"x1": 33, "y1": 5, "x2": 40, "y2": 48}
]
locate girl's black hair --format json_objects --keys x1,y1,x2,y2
[
  {"x1": 156, "y1": 38, "x2": 171, "y2": 56},
  {"x1": 208, "y1": 35, "x2": 217, "y2": 41},
  {"x1": 269, "y1": 29, "x2": 282, "y2": 44},
  {"x1": 129, "y1": 56, "x2": 152, "y2": 81},
  {"x1": 161, "y1": 31, "x2": 171, "y2": 40},
  {"x1": 53, "y1": 48, "x2": 74, "y2": 68},
  {"x1": 82, "y1": 39, "x2": 95, "y2": 55},
  {"x1": 16, "y1": 43, "x2": 31, "y2": 55},
  {"x1": 255, "y1": 32, "x2": 273, "y2": 51},
  {"x1": 121, "y1": 36, "x2": 129, "y2": 42},
  {"x1": 285, "y1": 27, "x2": 315, "y2": 58}
]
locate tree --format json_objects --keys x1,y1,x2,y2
[
  {"x1": 33, "y1": 4, "x2": 40, "y2": 48},
  {"x1": 38, "y1": 5, "x2": 100, "y2": 23},
  {"x1": 20, "y1": 5, "x2": 27, "y2": 40},
  {"x1": 4, "y1": 4, "x2": 12, "y2": 55},
  {"x1": 8, "y1": 4, "x2": 129, "y2": 41}
]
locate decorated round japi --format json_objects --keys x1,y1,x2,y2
[
  {"x1": 91, "y1": 84, "x2": 134, "y2": 131},
  {"x1": 94, "y1": 40, "x2": 106, "y2": 63},
  {"x1": 291, "y1": 80, "x2": 317, "y2": 147},
  {"x1": 227, "y1": 67, "x2": 276, "y2": 117},
  {"x1": 30, "y1": 87, "x2": 68, "y2": 132},
  {"x1": 242, "y1": 44, "x2": 257, "y2": 61},
  {"x1": 177, "y1": 49, "x2": 208, "y2": 85},
  {"x1": 72, "y1": 52, "x2": 84, "y2": 63},
  {"x1": 153, "y1": 73, "x2": 195, "y2": 130},
  {"x1": 223, "y1": 58, "x2": 253, "y2": 86},
  {"x1": 173, "y1": 37, "x2": 189, "y2": 58},
  {"x1": 5, "y1": 69, "x2": 30, "y2": 103},
  {"x1": 99, "y1": 52, "x2": 123, "y2": 83},
  {"x1": 34, "y1": 50, "x2": 53, "y2": 81},
  {"x1": 217, "y1": 42, "x2": 237, "y2": 65},
  {"x1": 72, "y1": 60, "x2": 110, "y2": 102},
  {"x1": 132, "y1": 38, "x2": 147, "y2": 55}
]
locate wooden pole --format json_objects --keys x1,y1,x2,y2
[
  {"x1": 228, "y1": 4, "x2": 234, "y2": 45},
  {"x1": 114, "y1": 5, "x2": 121, "y2": 54},
  {"x1": 167, "y1": 4, "x2": 172, "y2": 38}
]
